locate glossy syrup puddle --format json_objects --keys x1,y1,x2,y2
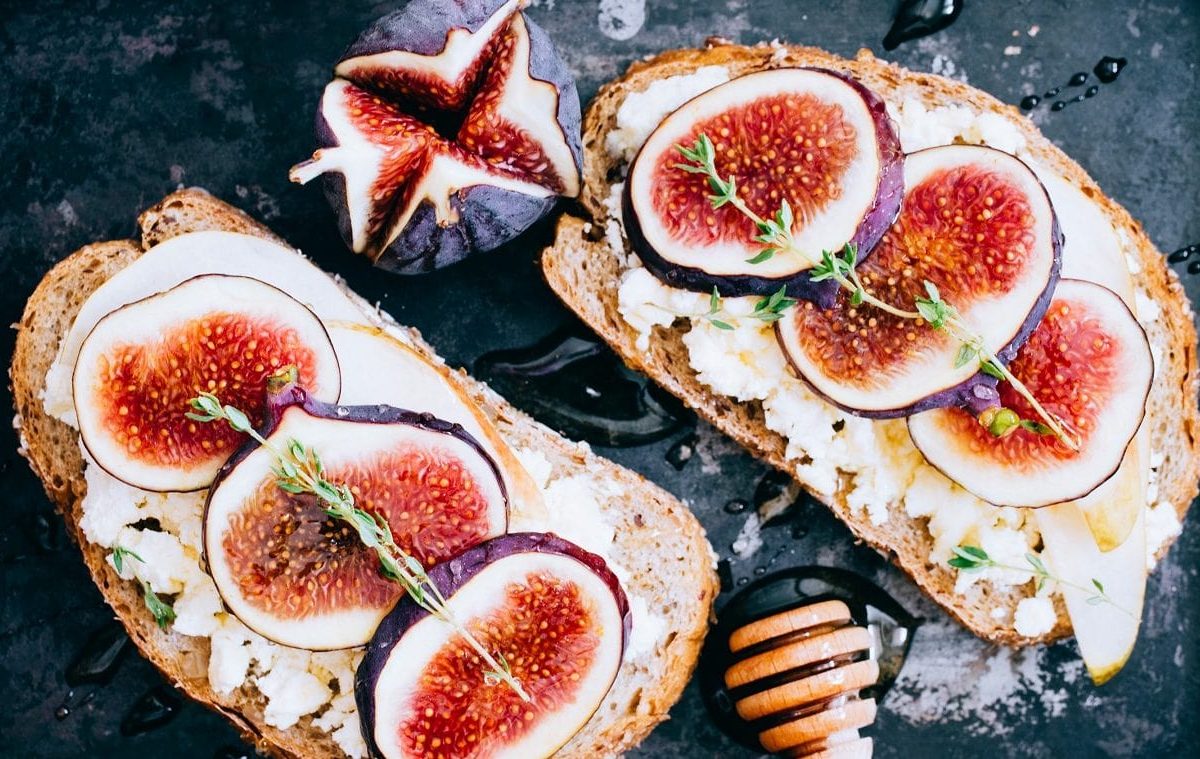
[
  {"x1": 883, "y1": 0, "x2": 964, "y2": 50},
  {"x1": 474, "y1": 324, "x2": 691, "y2": 447}
]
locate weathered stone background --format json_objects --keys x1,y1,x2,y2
[{"x1": 0, "y1": 1, "x2": 1196, "y2": 756}]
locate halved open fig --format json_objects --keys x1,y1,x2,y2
[
  {"x1": 328, "y1": 321, "x2": 546, "y2": 520},
  {"x1": 624, "y1": 67, "x2": 903, "y2": 303},
  {"x1": 204, "y1": 380, "x2": 508, "y2": 650},
  {"x1": 72, "y1": 275, "x2": 341, "y2": 492},
  {"x1": 290, "y1": 0, "x2": 582, "y2": 273},
  {"x1": 356, "y1": 532, "x2": 629, "y2": 759},
  {"x1": 776, "y1": 144, "x2": 1062, "y2": 416},
  {"x1": 907, "y1": 279, "x2": 1153, "y2": 508}
]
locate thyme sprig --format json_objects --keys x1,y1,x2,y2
[
  {"x1": 111, "y1": 545, "x2": 177, "y2": 630},
  {"x1": 186, "y1": 391, "x2": 530, "y2": 701},
  {"x1": 674, "y1": 134, "x2": 1079, "y2": 450},
  {"x1": 950, "y1": 545, "x2": 1130, "y2": 616}
]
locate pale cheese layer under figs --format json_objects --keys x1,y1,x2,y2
[{"x1": 608, "y1": 65, "x2": 1180, "y2": 638}]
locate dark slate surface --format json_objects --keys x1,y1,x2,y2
[{"x1": 1, "y1": 1, "x2": 1197, "y2": 757}]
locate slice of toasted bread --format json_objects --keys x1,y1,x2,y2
[
  {"x1": 541, "y1": 41, "x2": 1200, "y2": 646},
  {"x1": 11, "y1": 188, "x2": 717, "y2": 758}
]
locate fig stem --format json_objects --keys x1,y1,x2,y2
[
  {"x1": 949, "y1": 545, "x2": 1132, "y2": 617},
  {"x1": 674, "y1": 133, "x2": 1081, "y2": 451},
  {"x1": 185, "y1": 392, "x2": 531, "y2": 702}
]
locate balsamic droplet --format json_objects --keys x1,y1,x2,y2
[
  {"x1": 753, "y1": 566, "x2": 767, "y2": 576},
  {"x1": 474, "y1": 325, "x2": 689, "y2": 447},
  {"x1": 33, "y1": 511, "x2": 64, "y2": 553},
  {"x1": 1094, "y1": 55, "x2": 1127, "y2": 84},
  {"x1": 1044, "y1": 87, "x2": 1062, "y2": 98},
  {"x1": 882, "y1": 0, "x2": 964, "y2": 50},
  {"x1": 1068, "y1": 72, "x2": 1089, "y2": 87},
  {"x1": 723, "y1": 498, "x2": 749, "y2": 515},
  {"x1": 1050, "y1": 100, "x2": 1068, "y2": 112},
  {"x1": 1084, "y1": 85, "x2": 1100, "y2": 98},
  {"x1": 66, "y1": 622, "x2": 131, "y2": 686},
  {"x1": 736, "y1": 577, "x2": 749, "y2": 587},
  {"x1": 1187, "y1": 260, "x2": 1200, "y2": 276},
  {"x1": 55, "y1": 704, "x2": 70, "y2": 720},
  {"x1": 1019, "y1": 94, "x2": 1041, "y2": 110},
  {"x1": 120, "y1": 684, "x2": 183, "y2": 736},
  {"x1": 1071, "y1": 93, "x2": 1087, "y2": 103},
  {"x1": 1168, "y1": 244, "x2": 1197, "y2": 263}
]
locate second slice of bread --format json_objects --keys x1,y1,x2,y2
[{"x1": 542, "y1": 41, "x2": 1200, "y2": 646}]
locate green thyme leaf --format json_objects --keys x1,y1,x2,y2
[
  {"x1": 980, "y1": 360, "x2": 1007, "y2": 380},
  {"x1": 850, "y1": 288, "x2": 864, "y2": 307},
  {"x1": 1092, "y1": 578, "x2": 1106, "y2": 594},
  {"x1": 708, "y1": 287, "x2": 721, "y2": 315},
  {"x1": 1019, "y1": 419, "x2": 1055, "y2": 435},
  {"x1": 141, "y1": 582, "x2": 176, "y2": 630},
  {"x1": 111, "y1": 545, "x2": 144, "y2": 574},
  {"x1": 745, "y1": 249, "x2": 776, "y2": 265},
  {"x1": 955, "y1": 343, "x2": 977, "y2": 369},
  {"x1": 709, "y1": 319, "x2": 735, "y2": 331}
]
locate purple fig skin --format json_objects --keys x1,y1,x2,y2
[
  {"x1": 772, "y1": 174, "x2": 1063, "y2": 419},
  {"x1": 355, "y1": 532, "x2": 632, "y2": 759},
  {"x1": 623, "y1": 67, "x2": 904, "y2": 307},
  {"x1": 201, "y1": 379, "x2": 508, "y2": 575},
  {"x1": 314, "y1": 0, "x2": 582, "y2": 274}
]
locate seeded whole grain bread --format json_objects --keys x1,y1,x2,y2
[
  {"x1": 11, "y1": 188, "x2": 718, "y2": 758},
  {"x1": 541, "y1": 41, "x2": 1200, "y2": 646}
]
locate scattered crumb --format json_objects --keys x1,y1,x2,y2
[
  {"x1": 1151, "y1": 41, "x2": 1163, "y2": 59},
  {"x1": 1028, "y1": 25, "x2": 1040, "y2": 36},
  {"x1": 597, "y1": 0, "x2": 646, "y2": 41},
  {"x1": 1004, "y1": 46, "x2": 1022, "y2": 56},
  {"x1": 730, "y1": 513, "x2": 763, "y2": 559}
]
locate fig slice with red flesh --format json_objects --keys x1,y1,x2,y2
[
  {"x1": 908, "y1": 279, "x2": 1153, "y2": 508},
  {"x1": 291, "y1": 0, "x2": 582, "y2": 274},
  {"x1": 356, "y1": 532, "x2": 630, "y2": 759},
  {"x1": 72, "y1": 274, "x2": 341, "y2": 492},
  {"x1": 327, "y1": 321, "x2": 546, "y2": 521},
  {"x1": 204, "y1": 381, "x2": 508, "y2": 650},
  {"x1": 776, "y1": 144, "x2": 1062, "y2": 417},
  {"x1": 624, "y1": 67, "x2": 903, "y2": 304}
]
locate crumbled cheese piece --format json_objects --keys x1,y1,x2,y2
[
  {"x1": 1134, "y1": 289, "x2": 1162, "y2": 325},
  {"x1": 955, "y1": 525, "x2": 1037, "y2": 593},
  {"x1": 617, "y1": 267, "x2": 705, "y2": 351},
  {"x1": 171, "y1": 575, "x2": 223, "y2": 637},
  {"x1": 990, "y1": 606, "x2": 1010, "y2": 621},
  {"x1": 1013, "y1": 597, "x2": 1057, "y2": 637},
  {"x1": 731, "y1": 513, "x2": 763, "y2": 559},
  {"x1": 1146, "y1": 501, "x2": 1182, "y2": 569},
  {"x1": 208, "y1": 621, "x2": 253, "y2": 696},
  {"x1": 110, "y1": 527, "x2": 191, "y2": 594},
  {"x1": 257, "y1": 662, "x2": 332, "y2": 729},
  {"x1": 605, "y1": 66, "x2": 730, "y2": 163},
  {"x1": 682, "y1": 319, "x2": 787, "y2": 402}
]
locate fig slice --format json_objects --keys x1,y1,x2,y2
[
  {"x1": 907, "y1": 279, "x2": 1153, "y2": 508},
  {"x1": 624, "y1": 67, "x2": 903, "y2": 303},
  {"x1": 72, "y1": 274, "x2": 341, "y2": 492},
  {"x1": 204, "y1": 381, "x2": 508, "y2": 650},
  {"x1": 291, "y1": 0, "x2": 582, "y2": 274},
  {"x1": 327, "y1": 321, "x2": 546, "y2": 521},
  {"x1": 356, "y1": 533, "x2": 630, "y2": 759},
  {"x1": 776, "y1": 144, "x2": 1062, "y2": 416}
]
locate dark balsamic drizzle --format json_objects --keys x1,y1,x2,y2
[
  {"x1": 1168, "y1": 244, "x2": 1197, "y2": 264},
  {"x1": 120, "y1": 684, "x2": 184, "y2": 736},
  {"x1": 66, "y1": 622, "x2": 131, "y2": 686},
  {"x1": 1020, "y1": 56, "x2": 1127, "y2": 112},
  {"x1": 723, "y1": 498, "x2": 749, "y2": 515},
  {"x1": 882, "y1": 0, "x2": 963, "y2": 51},
  {"x1": 474, "y1": 325, "x2": 690, "y2": 447},
  {"x1": 1188, "y1": 260, "x2": 1200, "y2": 276},
  {"x1": 697, "y1": 567, "x2": 922, "y2": 750}
]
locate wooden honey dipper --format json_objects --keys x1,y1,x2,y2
[{"x1": 722, "y1": 599, "x2": 879, "y2": 758}]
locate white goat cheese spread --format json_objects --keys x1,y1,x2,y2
[{"x1": 606, "y1": 69, "x2": 1175, "y2": 631}]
